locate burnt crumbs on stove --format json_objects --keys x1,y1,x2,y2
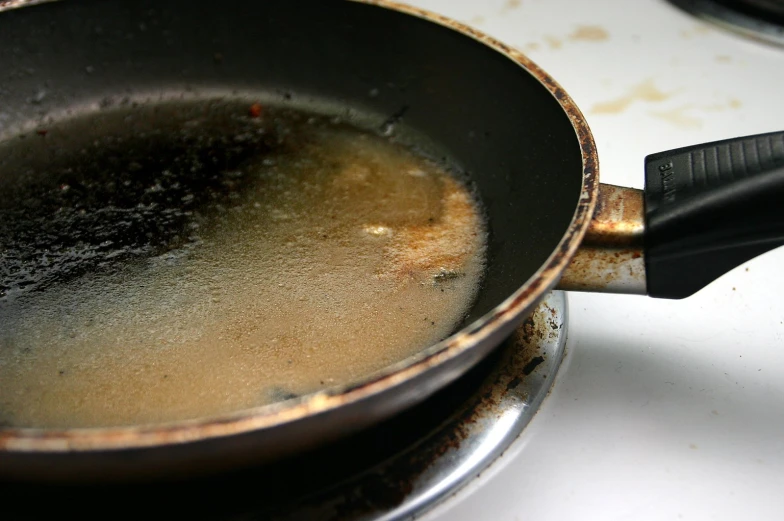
[{"x1": 522, "y1": 356, "x2": 546, "y2": 375}]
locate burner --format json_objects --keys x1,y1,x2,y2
[
  {"x1": 670, "y1": 0, "x2": 784, "y2": 46},
  {"x1": 1, "y1": 293, "x2": 567, "y2": 521}
]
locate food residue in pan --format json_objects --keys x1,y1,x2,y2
[{"x1": 0, "y1": 100, "x2": 487, "y2": 428}]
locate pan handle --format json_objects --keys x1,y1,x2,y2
[{"x1": 558, "y1": 131, "x2": 784, "y2": 299}]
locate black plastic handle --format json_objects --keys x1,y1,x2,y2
[{"x1": 644, "y1": 131, "x2": 784, "y2": 299}]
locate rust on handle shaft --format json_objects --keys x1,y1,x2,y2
[{"x1": 557, "y1": 184, "x2": 647, "y2": 294}]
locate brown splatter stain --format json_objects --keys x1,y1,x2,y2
[
  {"x1": 715, "y1": 55, "x2": 732, "y2": 63},
  {"x1": 702, "y1": 98, "x2": 743, "y2": 111},
  {"x1": 569, "y1": 25, "x2": 609, "y2": 42},
  {"x1": 689, "y1": 443, "x2": 698, "y2": 450},
  {"x1": 711, "y1": 410, "x2": 719, "y2": 415},
  {"x1": 649, "y1": 105, "x2": 703, "y2": 129},
  {"x1": 544, "y1": 35, "x2": 563, "y2": 50},
  {"x1": 591, "y1": 78, "x2": 675, "y2": 115},
  {"x1": 527, "y1": 25, "x2": 607, "y2": 53},
  {"x1": 503, "y1": 0, "x2": 521, "y2": 10},
  {"x1": 468, "y1": 15, "x2": 485, "y2": 25},
  {"x1": 681, "y1": 24, "x2": 713, "y2": 39}
]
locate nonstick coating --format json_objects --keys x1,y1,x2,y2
[{"x1": 0, "y1": 0, "x2": 593, "y2": 479}]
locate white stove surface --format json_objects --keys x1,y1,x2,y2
[{"x1": 404, "y1": 1, "x2": 784, "y2": 520}]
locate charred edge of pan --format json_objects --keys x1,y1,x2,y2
[{"x1": 0, "y1": 0, "x2": 598, "y2": 452}]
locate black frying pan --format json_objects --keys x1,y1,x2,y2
[{"x1": 0, "y1": 0, "x2": 781, "y2": 481}]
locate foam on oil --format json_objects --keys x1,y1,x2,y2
[{"x1": 0, "y1": 101, "x2": 486, "y2": 428}]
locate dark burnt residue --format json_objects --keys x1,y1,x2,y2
[
  {"x1": 505, "y1": 376, "x2": 522, "y2": 391},
  {"x1": 520, "y1": 315, "x2": 537, "y2": 344},
  {"x1": 0, "y1": 101, "x2": 280, "y2": 300},
  {"x1": 522, "y1": 356, "x2": 545, "y2": 376},
  {"x1": 379, "y1": 105, "x2": 409, "y2": 135},
  {"x1": 267, "y1": 387, "x2": 299, "y2": 402}
]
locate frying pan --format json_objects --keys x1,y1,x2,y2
[{"x1": 0, "y1": 0, "x2": 782, "y2": 481}]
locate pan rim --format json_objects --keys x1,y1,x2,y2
[{"x1": 0, "y1": 0, "x2": 599, "y2": 454}]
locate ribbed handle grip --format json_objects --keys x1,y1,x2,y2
[{"x1": 644, "y1": 131, "x2": 784, "y2": 299}]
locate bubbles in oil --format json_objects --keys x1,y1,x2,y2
[{"x1": 0, "y1": 100, "x2": 487, "y2": 429}]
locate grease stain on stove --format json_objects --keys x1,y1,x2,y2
[
  {"x1": 648, "y1": 97, "x2": 741, "y2": 129},
  {"x1": 649, "y1": 105, "x2": 703, "y2": 129},
  {"x1": 533, "y1": 25, "x2": 608, "y2": 51},
  {"x1": 544, "y1": 35, "x2": 563, "y2": 50},
  {"x1": 502, "y1": 0, "x2": 521, "y2": 11},
  {"x1": 569, "y1": 25, "x2": 609, "y2": 42},
  {"x1": 468, "y1": 14, "x2": 485, "y2": 26},
  {"x1": 715, "y1": 55, "x2": 732, "y2": 63},
  {"x1": 591, "y1": 78, "x2": 676, "y2": 115},
  {"x1": 701, "y1": 98, "x2": 743, "y2": 111},
  {"x1": 680, "y1": 24, "x2": 714, "y2": 39}
]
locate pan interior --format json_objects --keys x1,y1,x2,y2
[
  {"x1": 0, "y1": 98, "x2": 490, "y2": 428},
  {"x1": 0, "y1": 0, "x2": 585, "y2": 431}
]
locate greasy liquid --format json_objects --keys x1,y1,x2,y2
[{"x1": 0, "y1": 101, "x2": 486, "y2": 428}]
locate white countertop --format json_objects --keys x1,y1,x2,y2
[{"x1": 406, "y1": 1, "x2": 784, "y2": 520}]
